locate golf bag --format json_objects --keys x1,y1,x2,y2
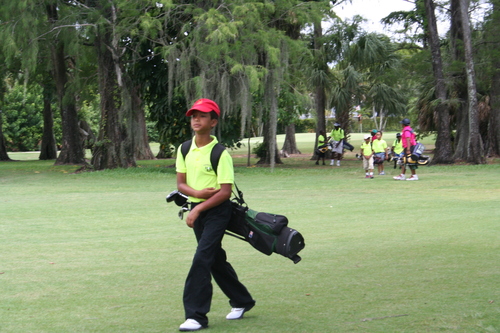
[
  {"x1": 404, "y1": 142, "x2": 430, "y2": 165},
  {"x1": 226, "y1": 185, "x2": 305, "y2": 264},
  {"x1": 343, "y1": 139, "x2": 354, "y2": 152},
  {"x1": 315, "y1": 144, "x2": 329, "y2": 155}
]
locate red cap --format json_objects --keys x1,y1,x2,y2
[{"x1": 186, "y1": 98, "x2": 220, "y2": 117}]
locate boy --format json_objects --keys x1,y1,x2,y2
[
  {"x1": 391, "y1": 133, "x2": 403, "y2": 157},
  {"x1": 360, "y1": 134, "x2": 374, "y2": 179},
  {"x1": 393, "y1": 118, "x2": 419, "y2": 181},
  {"x1": 315, "y1": 130, "x2": 328, "y2": 165},
  {"x1": 329, "y1": 122, "x2": 344, "y2": 166},
  {"x1": 372, "y1": 131, "x2": 388, "y2": 175},
  {"x1": 176, "y1": 98, "x2": 255, "y2": 331}
]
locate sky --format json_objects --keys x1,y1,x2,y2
[
  {"x1": 331, "y1": 0, "x2": 421, "y2": 35},
  {"x1": 332, "y1": 0, "x2": 491, "y2": 37}
]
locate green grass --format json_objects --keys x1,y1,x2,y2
[{"x1": 1, "y1": 136, "x2": 500, "y2": 332}]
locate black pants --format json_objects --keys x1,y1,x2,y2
[{"x1": 183, "y1": 200, "x2": 255, "y2": 327}]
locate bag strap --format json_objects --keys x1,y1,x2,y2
[
  {"x1": 181, "y1": 139, "x2": 226, "y2": 175},
  {"x1": 182, "y1": 139, "x2": 245, "y2": 204},
  {"x1": 232, "y1": 182, "x2": 246, "y2": 205}
]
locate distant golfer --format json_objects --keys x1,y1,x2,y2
[
  {"x1": 393, "y1": 118, "x2": 419, "y2": 181},
  {"x1": 315, "y1": 130, "x2": 328, "y2": 165},
  {"x1": 372, "y1": 131, "x2": 388, "y2": 175},
  {"x1": 329, "y1": 122, "x2": 344, "y2": 166},
  {"x1": 360, "y1": 134, "x2": 374, "y2": 179},
  {"x1": 175, "y1": 99, "x2": 255, "y2": 331}
]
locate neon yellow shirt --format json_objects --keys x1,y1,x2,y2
[
  {"x1": 372, "y1": 139, "x2": 387, "y2": 153},
  {"x1": 330, "y1": 128, "x2": 345, "y2": 141},
  {"x1": 318, "y1": 135, "x2": 326, "y2": 147},
  {"x1": 392, "y1": 139, "x2": 403, "y2": 154},
  {"x1": 361, "y1": 141, "x2": 373, "y2": 156},
  {"x1": 176, "y1": 136, "x2": 234, "y2": 203}
]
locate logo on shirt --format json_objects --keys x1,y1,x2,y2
[{"x1": 204, "y1": 165, "x2": 213, "y2": 172}]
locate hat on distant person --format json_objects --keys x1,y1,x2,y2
[
  {"x1": 186, "y1": 98, "x2": 221, "y2": 117},
  {"x1": 400, "y1": 118, "x2": 411, "y2": 125},
  {"x1": 334, "y1": 122, "x2": 341, "y2": 127},
  {"x1": 364, "y1": 134, "x2": 371, "y2": 140},
  {"x1": 396, "y1": 133, "x2": 402, "y2": 137},
  {"x1": 370, "y1": 129, "x2": 378, "y2": 135}
]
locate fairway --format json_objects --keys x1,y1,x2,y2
[{"x1": 1, "y1": 139, "x2": 499, "y2": 332}]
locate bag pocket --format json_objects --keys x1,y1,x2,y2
[
  {"x1": 245, "y1": 225, "x2": 276, "y2": 255},
  {"x1": 253, "y1": 212, "x2": 288, "y2": 234}
]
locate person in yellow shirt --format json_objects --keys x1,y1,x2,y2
[
  {"x1": 391, "y1": 133, "x2": 403, "y2": 156},
  {"x1": 315, "y1": 130, "x2": 328, "y2": 165},
  {"x1": 329, "y1": 123, "x2": 345, "y2": 166},
  {"x1": 176, "y1": 99, "x2": 255, "y2": 331},
  {"x1": 360, "y1": 134, "x2": 374, "y2": 179},
  {"x1": 389, "y1": 133, "x2": 404, "y2": 169},
  {"x1": 372, "y1": 131, "x2": 388, "y2": 175}
]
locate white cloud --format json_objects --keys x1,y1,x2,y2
[{"x1": 333, "y1": 0, "x2": 416, "y2": 34}]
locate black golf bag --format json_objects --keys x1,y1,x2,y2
[
  {"x1": 343, "y1": 139, "x2": 354, "y2": 152},
  {"x1": 226, "y1": 186, "x2": 305, "y2": 264},
  {"x1": 166, "y1": 188, "x2": 305, "y2": 264}
]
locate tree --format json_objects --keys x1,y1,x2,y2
[
  {"x1": 279, "y1": 88, "x2": 309, "y2": 156},
  {"x1": 423, "y1": 0, "x2": 454, "y2": 164},
  {"x1": 2, "y1": 82, "x2": 45, "y2": 152},
  {"x1": 39, "y1": 83, "x2": 58, "y2": 160},
  {"x1": 485, "y1": 0, "x2": 500, "y2": 157},
  {"x1": 312, "y1": 19, "x2": 329, "y2": 154},
  {"x1": 0, "y1": 48, "x2": 12, "y2": 161},
  {"x1": 0, "y1": 1, "x2": 83, "y2": 163},
  {"x1": 0, "y1": 109, "x2": 11, "y2": 161},
  {"x1": 47, "y1": 5, "x2": 86, "y2": 166},
  {"x1": 453, "y1": 0, "x2": 484, "y2": 163}
]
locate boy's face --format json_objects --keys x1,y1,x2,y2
[
  {"x1": 375, "y1": 132, "x2": 382, "y2": 139},
  {"x1": 190, "y1": 110, "x2": 217, "y2": 134}
]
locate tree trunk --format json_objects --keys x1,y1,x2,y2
[
  {"x1": 256, "y1": 121, "x2": 283, "y2": 165},
  {"x1": 372, "y1": 106, "x2": 379, "y2": 129},
  {"x1": 488, "y1": 70, "x2": 500, "y2": 156},
  {"x1": 47, "y1": 3, "x2": 86, "y2": 165},
  {"x1": 0, "y1": 110, "x2": 12, "y2": 161},
  {"x1": 336, "y1": 103, "x2": 351, "y2": 138},
  {"x1": 281, "y1": 123, "x2": 301, "y2": 155},
  {"x1": 91, "y1": 28, "x2": 136, "y2": 170},
  {"x1": 39, "y1": 85, "x2": 58, "y2": 160},
  {"x1": 130, "y1": 83, "x2": 154, "y2": 160},
  {"x1": 486, "y1": 0, "x2": 500, "y2": 157},
  {"x1": 457, "y1": 0, "x2": 484, "y2": 163},
  {"x1": 312, "y1": 20, "x2": 327, "y2": 160},
  {"x1": 424, "y1": 0, "x2": 454, "y2": 164},
  {"x1": 449, "y1": 0, "x2": 469, "y2": 161}
]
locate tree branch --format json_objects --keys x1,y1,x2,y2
[{"x1": 32, "y1": 24, "x2": 96, "y2": 44}]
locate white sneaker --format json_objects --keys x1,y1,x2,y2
[
  {"x1": 226, "y1": 308, "x2": 246, "y2": 320},
  {"x1": 379, "y1": 171, "x2": 385, "y2": 175},
  {"x1": 336, "y1": 160, "x2": 340, "y2": 166},
  {"x1": 406, "y1": 175, "x2": 419, "y2": 181},
  {"x1": 330, "y1": 160, "x2": 334, "y2": 166},
  {"x1": 179, "y1": 319, "x2": 203, "y2": 331},
  {"x1": 393, "y1": 174, "x2": 406, "y2": 180}
]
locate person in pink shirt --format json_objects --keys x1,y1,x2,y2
[{"x1": 393, "y1": 118, "x2": 419, "y2": 181}]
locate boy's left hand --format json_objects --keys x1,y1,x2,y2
[{"x1": 197, "y1": 187, "x2": 220, "y2": 199}]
